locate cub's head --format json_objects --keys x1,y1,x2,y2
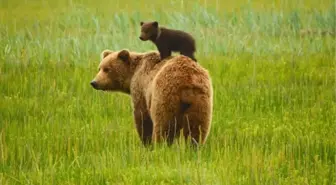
[
  {"x1": 139, "y1": 21, "x2": 159, "y2": 41},
  {"x1": 90, "y1": 49, "x2": 136, "y2": 93}
]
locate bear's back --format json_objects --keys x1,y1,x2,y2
[
  {"x1": 132, "y1": 53, "x2": 210, "y2": 99},
  {"x1": 152, "y1": 55, "x2": 210, "y2": 95}
]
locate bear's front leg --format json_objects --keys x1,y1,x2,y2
[
  {"x1": 158, "y1": 47, "x2": 172, "y2": 61},
  {"x1": 133, "y1": 109, "x2": 153, "y2": 146}
]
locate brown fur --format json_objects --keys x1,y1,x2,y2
[
  {"x1": 90, "y1": 49, "x2": 212, "y2": 146},
  {"x1": 139, "y1": 21, "x2": 197, "y2": 62}
]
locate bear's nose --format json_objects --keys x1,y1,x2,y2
[
  {"x1": 139, "y1": 36, "x2": 143, "y2": 40},
  {"x1": 90, "y1": 81, "x2": 98, "y2": 89}
]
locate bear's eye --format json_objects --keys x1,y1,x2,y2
[{"x1": 103, "y1": 68, "x2": 109, "y2": 73}]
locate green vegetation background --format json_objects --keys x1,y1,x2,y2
[{"x1": 0, "y1": 0, "x2": 335, "y2": 184}]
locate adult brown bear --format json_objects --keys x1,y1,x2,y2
[{"x1": 90, "y1": 49, "x2": 213, "y2": 146}]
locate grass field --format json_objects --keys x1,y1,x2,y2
[{"x1": 0, "y1": 0, "x2": 335, "y2": 184}]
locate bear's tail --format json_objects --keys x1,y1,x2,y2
[{"x1": 180, "y1": 88, "x2": 212, "y2": 145}]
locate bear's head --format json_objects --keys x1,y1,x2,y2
[
  {"x1": 90, "y1": 49, "x2": 136, "y2": 93},
  {"x1": 139, "y1": 21, "x2": 159, "y2": 41}
]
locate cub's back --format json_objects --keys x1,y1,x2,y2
[{"x1": 160, "y1": 27, "x2": 196, "y2": 51}]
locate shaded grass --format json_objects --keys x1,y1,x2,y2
[{"x1": 0, "y1": 0, "x2": 335, "y2": 184}]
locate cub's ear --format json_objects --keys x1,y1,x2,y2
[
  {"x1": 101, "y1": 50, "x2": 113, "y2": 60},
  {"x1": 140, "y1": 21, "x2": 144, "y2": 26},
  {"x1": 152, "y1": 21, "x2": 158, "y2": 27},
  {"x1": 118, "y1": 49, "x2": 130, "y2": 62}
]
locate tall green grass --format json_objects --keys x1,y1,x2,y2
[{"x1": 0, "y1": 0, "x2": 335, "y2": 184}]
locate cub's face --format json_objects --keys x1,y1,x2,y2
[
  {"x1": 139, "y1": 21, "x2": 159, "y2": 41},
  {"x1": 90, "y1": 50, "x2": 132, "y2": 93}
]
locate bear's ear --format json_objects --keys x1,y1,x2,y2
[
  {"x1": 101, "y1": 50, "x2": 113, "y2": 60},
  {"x1": 152, "y1": 21, "x2": 158, "y2": 28},
  {"x1": 140, "y1": 21, "x2": 144, "y2": 26},
  {"x1": 118, "y1": 49, "x2": 130, "y2": 62}
]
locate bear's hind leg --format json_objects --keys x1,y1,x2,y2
[
  {"x1": 152, "y1": 116, "x2": 182, "y2": 146},
  {"x1": 182, "y1": 97, "x2": 211, "y2": 147},
  {"x1": 150, "y1": 97, "x2": 183, "y2": 146},
  {"x1": 180, "y1": 50, "x2": 197, "y2": 62}
]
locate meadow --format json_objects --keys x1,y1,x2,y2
[{"x1": 0, "y1": 0, "x2": 335, "y2": 184}]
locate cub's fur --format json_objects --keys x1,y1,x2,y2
[{"x1": 139, "y1": 21, "x2": 197, "y2": 62}]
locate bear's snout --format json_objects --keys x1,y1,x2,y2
[
  {"x1": 90, "y1": 80, "x2": 98, "y2": 89},
  {"x1": 139, "y1": 36, "x2": 144, "y2": 41}
]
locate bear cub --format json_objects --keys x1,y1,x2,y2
[{"x1": 139, "y1": 21, "x2": 197, "y2": 62}]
